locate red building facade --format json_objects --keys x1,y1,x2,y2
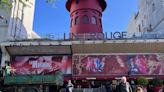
[{"x1": 66, "y1": 0, "x2": 107, "y2": 36}]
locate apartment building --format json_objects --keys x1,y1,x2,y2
[
  {"x1": 126, "y1": 0, "x2": 164, "y2": 37},
  {"x1": 0, "y1": 0, "x2": 39, "y2": 42}
]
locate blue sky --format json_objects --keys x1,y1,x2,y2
[{"x1": 33, "y1": 0, "x2": 138, "y2": 37}]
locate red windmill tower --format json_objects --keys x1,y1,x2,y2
[{"x1": 66, "y1": 0, "x2": 107, "y2": 39}]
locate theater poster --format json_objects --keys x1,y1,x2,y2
[
  {"x1": 73, "y1": 54, "x2": 164, "y2": 76},
  {"x1": 11, "y1": 55, "x2": 72, "y2": 75}
]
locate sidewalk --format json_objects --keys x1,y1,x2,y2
[{"x1": 60, "y1": 87, "x2": 107, "y2": 92}]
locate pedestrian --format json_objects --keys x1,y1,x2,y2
[
  {"x1": 162, "y1": 80, "x2": 164, "y2": 92},
  {"x1": 118, "y1": 76, "x2": 132, "y2": 92},
  {"x1": 136, "y1": 86, "x2": 144, "y2": 92},
  {"x1": 105, "y1": 81, "x2": 113, "y2": 92},
  {"x1": 130, "y1": 80, "x2": 137, "y2": 92},
  {"x1": 66, "y1": 80, "x2": 74, "y2": 92}
]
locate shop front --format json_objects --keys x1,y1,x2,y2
[
  {"x1": 70, "y1": 53, "x2": 164, "y2": 91},
  {"x1": 1, "y1": 40, "x2": 164, "y2": 92},
  {"x1": 4, "y1": 74, "x2": 63, "y2": 92},
  {"x1": 72, "y1": 54, "x2": 164, "y2": 76},
  {"x1": 3, "y1": 54, "x2": 72, "y2": 92},
  {"x1": 0, "y1": 42, "x2": 72, "y2": 92}
]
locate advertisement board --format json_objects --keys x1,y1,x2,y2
[
  {"x1": 11, "y1": 55, "x2": 72, "y2": 75},
  {"x1": 73, "y1": 54, "x2": 164, "y2": 76}
]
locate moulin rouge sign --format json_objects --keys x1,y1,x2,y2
[
  {"x1": 45, "y1": 32, "x2": 128, "y2": 40},
  {"x1": 74, "y1": 32, "x2": 128, "y2": 39},
  {"x1": 108, "y1": 32, "x2": 127, "y2": 39}
]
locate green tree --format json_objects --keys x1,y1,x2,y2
[{"x1": 0, "y1": 0, "x2": 12, "y2": 8}]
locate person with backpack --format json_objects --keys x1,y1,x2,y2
[
  {"x1": 66, "y1": 80, "x2": 74, "y2": 92},
  {"x1": 118, "y1": 76, "x2": 132, "y2": 92}
]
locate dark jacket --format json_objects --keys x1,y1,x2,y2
[
  {"x1": 118, "y1": 82, "x2": 132, "y2": 92},
  {"x1": 105, "y1": 84, "x2": 113, "y2": 92},
  {"x1": 119, "y1": 82, "x2": 127, "y2": 92}
]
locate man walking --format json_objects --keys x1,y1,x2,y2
[{"x1": 118, "y1": 76, "x2": 132, "y2": 92}]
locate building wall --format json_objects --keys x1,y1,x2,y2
[
  {"x1": 0, "y1": 5, "x2": 11, "y2": 42},
  {"x1": 126, "y1": 0, "x2": 164, "y2": 35},
  {"x1": 0, "y1": 46, "x2": 10, "y2": 67},
  {"x1": 8, "y1": 0, "x2": 38, "y2": 40},
  {"x1": 0, "y1": 0, "x2": 39, "y2": 42},
  {"x1": 0, "y1": 48, "x2": 2, "y2": 67},
  {"x1": 126, "y1": 15, "x2": 138, "y2": 37}
]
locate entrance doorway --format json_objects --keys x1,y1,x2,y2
[
  {"x1": 22, "y1": 87, "x2": 39, "y2": 92},
  {"x1": 49, "y1": 86, "x2": 58, "y2": 92}
]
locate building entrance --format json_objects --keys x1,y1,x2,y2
[
  {"x1": 49, "y1": 86, "x2": 58, "y2": 92},
  {"x1": 22, "y1": 87, "x2": 39, "y2": 92}
]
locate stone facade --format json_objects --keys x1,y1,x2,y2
[
  {"x1": 0, "y1": 0, "x2": 39, "y2": 42},
  {"x1": 126, "y1": 0, "x2": 164, "y2": 36}
]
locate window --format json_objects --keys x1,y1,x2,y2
[
  {"x1": 149, "y1": 24, "x2": 152, "y2": 32},
  {"x1": 75, "y1": 12, "x2": 78, "y2": 15},
  {"x1": 152, "y1": 3, "x2": 155, "y2": 12},
  {"x1": 138, "y1": 24, "x2": 141, "y2": 32},
  {"x1": 91, "y1": 16, "x2": 97, "y2": 24},
  {"x1": 83, "y1": 15, "x2": 89, "y2": 24},
  {"x1": 142, "y1": 20, "x2": 144, "y2": 27},
  {"x1": 75, "y1": 16, "x2": 79, "y2": 25},
  {"x1": 71, "y1": 19, "x2": 73, "y2": 27},
  {"x1": 99, "y1": 19, "x2": 102, "y2": 27},
  {"x1": 93, "y1": 11, "x2": 96, "y2": 14}
]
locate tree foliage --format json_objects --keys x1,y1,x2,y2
[
  {"x1": 0, "y1": 0, "x2": 12, "y2": 8},
  {"x1": 137, "y1": 77, "x2": 149, "y2": 86},
  {"x1": 151, "y1": 78, "x2": 163, "y2": 86}
]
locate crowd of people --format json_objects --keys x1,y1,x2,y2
[{"x1": 65, "y1": 76, "x2": 164, "y2": 92}]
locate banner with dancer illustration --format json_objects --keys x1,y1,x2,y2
[
  {"x1": 73, "y1": 54, "x2": 164, "y2": 76},
  {"x1": 11, "y1": 55, "x2": 72, "y2": 75}
]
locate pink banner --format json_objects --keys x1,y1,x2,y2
[
  {"x1": 11, "y1": 56, "x2": 72, "y2": 75},
  {"x1": 73, "y1": 54, "x2": 164, "y2": 76}
]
